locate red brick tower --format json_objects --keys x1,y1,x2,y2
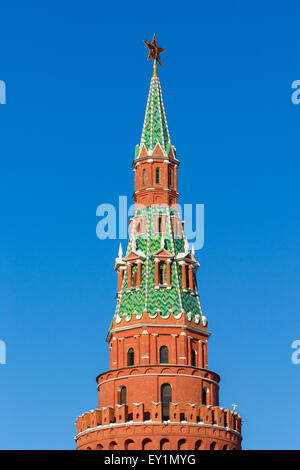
[{"x1": 75, "y1": 35, "x2": 242, "y2": 451}]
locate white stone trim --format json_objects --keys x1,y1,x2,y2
[{"x1": 75, "y1": 421, "x2": 241, "y2": 441}]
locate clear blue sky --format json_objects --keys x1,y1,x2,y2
[{"x1": 1, "y1": 0, "x2": 300, "y2": 450}]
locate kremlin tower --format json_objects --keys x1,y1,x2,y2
[{"x1": 75, "y1": 35, "x2": 242, "y2": 451}]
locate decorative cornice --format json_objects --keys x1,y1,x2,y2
[{"x1": 107, "y1": 322, "x2": 210, "y2": 343}]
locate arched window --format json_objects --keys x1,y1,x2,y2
[
  {"x1": 161, "y1": 383, "x2": 172, "y2": 420},
  {"x1": 127, "y1": 348, "x2": 134, "y2": 366},
  {"x1": 168, "y1": 168, "x2": 173, "y2": 187},
  {"x1": 158, "y1": 261, "x2": 165, "y2": 285},
  {"x1": 156, "y1": 167, "x2": 161, "y2": 184},
  {"x1": 120, "y1": 386, "x2": 126, "y2": 405},
  {"x1": 195, "y1": 440, "x2": 202, "y2": 450},
  {"x1": 160, "y1": 346, "x2": 169, "y2": 364},
  {"x1": 193, "y1": 271, "x2": 197, "y2": 291},
  {"x1": 185, "y1": 265, "x2": 190, "y2": 288},
  {"x1": 191, "y1": 349, "x2": 196, "y2": 367},
  {"x1": 132, "y1": 264, "x2": 137, "y2": 287},
  {"x1": 136, "y1": 217, "x2": 145, "y2": 235},
  {"x1": 124, "y1": 439, "x2": 135, "y2": 450},
  {"x1": 160, "y1": 438, "x2": 170, "y2": 450},
  {"x1": 142, "y1": 168, "x2": 146, "y2": 186},
  {"x1": 158, "y1": 216, "x2": 162, "y2": 234},
  {"x1": 177, "y1": 439, "x2": 186, "y2": 450},
  {"x1": 202, "y1": 387, "x2": 208, "y2": 405},
  {"x1": 142, "y1": 438, "x2": 152, "y2": 450},
  {"x1": 209, "y1": 441, "x2": 216, "y2": 450}
]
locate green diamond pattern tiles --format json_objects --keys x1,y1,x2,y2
[
  {"x1": 139, "y1": 75, "x2": 171, "y2": 154},
  {"x1": 114, "y1": 205, "x2": 206, "y2": 326}
]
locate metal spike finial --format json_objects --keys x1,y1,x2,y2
[
  {"x1": 118, "y1": 243, "x2": 123, "y2": 258},
  {"x1": 184, "y1": 237, "x2": 189, "y2": 253}
]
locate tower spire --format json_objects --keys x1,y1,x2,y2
[
  {"x1": 136, "y1": 35, "x2": 173, "y2": 160},
  {"x1": 133, "y1": 35, "x2": 178, "y2": 207},
  {"x1": 139, "y1": 70, "x2": 171, "y2": 153}
]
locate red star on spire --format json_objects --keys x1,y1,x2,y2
[{"x1": 143, "y1": 34, "x2": 166, "y2": 66}]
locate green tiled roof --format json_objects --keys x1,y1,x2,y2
[
  {"x1": 139, "y1": 75, "x2": 171, "y2": 154},
  {"x1": 114, "y1": 206, "x2": 206, "y2": 328}
]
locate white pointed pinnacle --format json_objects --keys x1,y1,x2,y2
[
  {"x1": 192, "y1": 245, "x2": 195, "y2": 255},
  {"x1": 184, "y1": 237, "x2": 189, "y2": 253},
  {"x1": 161, "y1": 233, "x2": 165, "y2": 249},
  {"x1": 118, "y1": 243, "x2": 123, "y2": 259}
]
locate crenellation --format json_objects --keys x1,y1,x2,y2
[
  {"x1": 102, "y1": 406, "x2": 114, "y2": 425},
  {"x1": 76, "y1": 403, "x2": 241, "y2": 436},
  {"x1": 184, "y1": 404, "x2": 198, "y2": 423},
  {"x1": 115, "y1": 404, "x2": 128, "y2": 423}
]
